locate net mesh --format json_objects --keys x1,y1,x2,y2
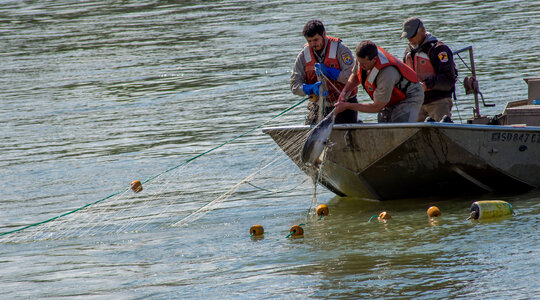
[{"x1": 0, "y1": 104, "x2": 322, "y2": 244}]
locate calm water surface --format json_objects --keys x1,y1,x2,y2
[{"x1": 1, "y1": 1, "x2": 539, "y2": 298}]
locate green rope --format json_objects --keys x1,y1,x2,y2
[
  {"x1": 142, "y1": 97, "x2": 309, "y2": 184},
  {"x1": 367, "y1": 215, "x2": 379, "y2": 222},
  {"x1": 0, "y1": 97, "x2": 309, "y2": 238},
  {"x1": 0, "y1": 190, "x2": 126, "y2": 237}
]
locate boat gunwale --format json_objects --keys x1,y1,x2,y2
[{"x1": 262, "y1": 122, "x2": 540, "y2": 132}]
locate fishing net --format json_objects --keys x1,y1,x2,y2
[{"x1": 0, "y1": 99, "x2": 319, "y2": 244}]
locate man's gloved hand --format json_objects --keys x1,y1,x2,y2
[
  {"x1": 302, "y1": 81, "x2": 322, "y2": 96},
  {"x1": 315, "y1": 63, "x2": 340, "y2": 80}
]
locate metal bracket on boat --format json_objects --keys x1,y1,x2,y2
[
  {"x1": 463, "y1": 76, "x2": 479, "y2": 95},
  {"x1": 453, "y1": 46, "x2": 495, "y2": 121}
]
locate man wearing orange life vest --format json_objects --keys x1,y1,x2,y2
[
  {"x1": 334, "y1": 40, "x2": 424, "y2": 123},
  {"x1": 401, "y1": 17, "x2": 457, "y2": 122},
  {"x1": 290, "y1": 20, "x2": 358, "y2": 125}
]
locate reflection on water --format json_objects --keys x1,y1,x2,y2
[
  {"x1": 0, "y1": 0, "x2": 539, "y2": 298},
  {"x1": 286, "y1": 193, "x2": 539, "y2": 298}
]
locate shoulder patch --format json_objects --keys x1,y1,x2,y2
[
  {"x1": 341, "y1": 53, "x2": 353, "y2": 65},
  {"x1": 438, "y1": 51, "x2": 449, "y2": 63}
]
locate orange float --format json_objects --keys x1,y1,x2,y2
[
  {"x1": 250, "y1": 225, "x2": 264, "y2": 236},
  {"x1": 378, "y1": 211, "x2": 391, "y2": 220},
  {"x1": 427, "y1": 206, "x2": 442, "y2": 218},
  {"x1": 131, "y1": 180, "x2": 143, "y2": 193},
  {"x1": 289, "y1": 225, "x2": 304, "y2": 236},
  {"x1": 316, "y1": 204, "x2": 329, "y2": 217}
]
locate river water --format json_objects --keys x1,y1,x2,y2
[{"x1": 1, "y1": 0, "x2": 539, "y2": 299}]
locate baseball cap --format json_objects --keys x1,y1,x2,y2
[{"x1": 401, "y1": 17, "x2": 423, "y2": 39}]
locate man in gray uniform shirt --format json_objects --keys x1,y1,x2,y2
[
  {"x1": 290, "y1": 20, "x2": 358, "y2": 125},
  {"x1": 334, "y1": 40, "x2": 423, "y2": 123}
]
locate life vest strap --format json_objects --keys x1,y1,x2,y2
[
  {"x1": 328, "y1": 41, "x2": 338, "y2": 59},
  {"x1": 303, "y1": 47, "x2": 312, "y2": 64}
]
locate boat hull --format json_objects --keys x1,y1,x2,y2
[{"x1": 263, "y1": 123, "x2": 540, "y2": 200}]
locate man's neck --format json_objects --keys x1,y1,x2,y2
[
  {"x1": 315, "y1": 38, "x2": 327, "y2": 56},
  {"x1": 419, "y1": 35, "x2": 427, "y2": 46}
]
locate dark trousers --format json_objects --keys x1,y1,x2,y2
[{"x1": 305, "y1": 96, "x2": 358, "y2": 125}]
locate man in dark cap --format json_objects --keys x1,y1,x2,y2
[{"x1": 401, "y1": 17, "x2": 457, "y2": 122}]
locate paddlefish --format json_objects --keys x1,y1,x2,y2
[{"x1": 301, "y1": 110, "x2": 335, "y2": 166}]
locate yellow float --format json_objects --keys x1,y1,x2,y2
[{"x1": 469, "y1": 200, "x2": 513, "y2": 220}]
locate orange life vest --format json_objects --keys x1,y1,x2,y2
[
  {"x1": 304, "y1": 36, "x2": 356, "y2": 103},
  {"x1": 357, "y1": 47, "x2": 418, "y2": 107},
  {"x1": 405, "y1": 50, "x2": 436, "y2": 83}
]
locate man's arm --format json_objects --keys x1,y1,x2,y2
[
  {"x1": 335, "y1": 64, "x2": 393, "y2": 114},
  {"x1": 334, "y1": 99, "x2": 386, "y2": 114},
  {"x1": 337, "y1": 67, "x2": 399, "y2": 113},
  {"x1": 337, "y1": 64, "x2": 361, "y2": 103},
  {"x1": 424, "y1": 43, "x2": 457, "y2": 91},
  {"x1": 290, "y1": 50, "x2": 307, "y2": 96}
]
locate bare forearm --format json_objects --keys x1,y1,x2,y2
[
  {"x1": 334, "y1": 99, "x2": 385, "y2": 114},
  {"x1": 347, "y1": 102, "x2": 384, "y2": 113}
]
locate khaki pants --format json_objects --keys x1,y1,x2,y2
[
  {"x1": 417, "y1": 97, "x2": 453, "y2": 122},
  {"x1": 378, "y1": 96, "x2": 424, "y2": 123},
  {"x1": 378, "y1": 82, "x2": 424, "y2": 123}
]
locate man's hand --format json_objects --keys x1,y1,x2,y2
[
  {"x1": 337, "y1": 91, "x2": 348, "y2": 103},
  {"x1": 315, "y1": 63, "x2": 340, "y2": 81},
  {"x1": 302, "y1": 81, "x2": 322, "y2": 96},
  {"x1": 334, "y1": 101, "x2": 349, "y2": 114}
]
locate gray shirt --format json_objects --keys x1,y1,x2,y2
[
  {"x1": 352, "y1": 62, "x2": 423, "y2": 105},
  {"x1": 290, "y1": 38, "x2": 355, "y2": 96}
]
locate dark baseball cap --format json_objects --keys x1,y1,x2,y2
[{"x1": 401, "y1": 17, "x2": 423, "y2": 39}]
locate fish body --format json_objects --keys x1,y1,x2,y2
[{"x1": 301, "y1": 111, "x2": 335, "y2": 166}]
